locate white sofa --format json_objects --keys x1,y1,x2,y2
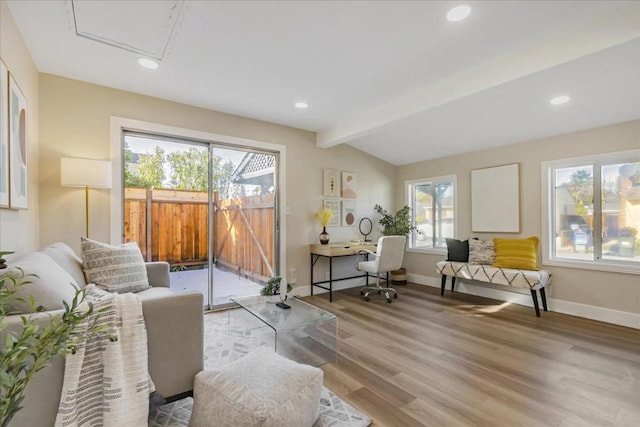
[{"x1": 0, "y1": 242, "x2": 204, "y2": 426}]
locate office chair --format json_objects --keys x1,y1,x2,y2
[{"x1": 357, "y1": 235, "x2": 407, "y2": 303}]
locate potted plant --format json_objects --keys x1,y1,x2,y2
[
  {"x1": 260, "y1": 276, "x2": 292, "y2": 297},
  {"x1": 0, "y1": 269, "x2": 108, "y2": 426},
  {"x1": 314, "y1": 208, "x2": 335, "y2": 245},
  {"x1": 374, "y1": 204, "x2": 414, "y2": 285}
]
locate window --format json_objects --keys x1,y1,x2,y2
[
  {"x1": 543, "y1": 150, "x2": 640, "y2": 273},
  {"x1": 407, "y1": 175, "x2": 456, "y2": 251}
]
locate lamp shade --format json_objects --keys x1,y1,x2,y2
[{"x1": 61, "y1": 158, "x2": 112, "y2": 188}]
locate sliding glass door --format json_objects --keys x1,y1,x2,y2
[{"x1": 122, "y1": 132, "x2": 278, "y2": 308}]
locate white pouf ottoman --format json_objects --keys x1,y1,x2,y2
[{"x1": 189, "y1": 346, "x2": 324, "y2": 427}]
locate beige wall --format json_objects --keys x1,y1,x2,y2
[
  {"x1": 397, "y1": 120, "x2": 640, "y2": 314},
  {"x1": 38, "y1": 74, "x2": 394, "y2": 290},
  {"x1": 0, "y1": 1, "x2": 39, "y2": 255}
]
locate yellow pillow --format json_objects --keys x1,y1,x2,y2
[{"x1": 493, "y1": 237, "x2": 539, "y2": 270}]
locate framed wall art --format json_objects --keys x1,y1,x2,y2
[
  {"x1": 341, "y1": 199, "x2": 356, "y2": 226},
  {"x1": 323, "y1": 168, "x2": 340, "y2": 197},
  {"x1": 8, "y1": 73, "x2": 27, "y2": 209},
  {"x1": 471, "y1": 163, "x2": 520, "y2": 233},
  {"x1": 341, "y1": 171, "x2": 357, "y2": 198},
  {"x1": 0, "y1": 60, "x2": 8, "y2": 208},
  {"x1": 323, "y1": 199, "x2": 341, "y2": 227}
]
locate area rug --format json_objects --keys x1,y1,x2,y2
[{"x1": 148, "y1": 309, "x2": 372, "y2": 427}]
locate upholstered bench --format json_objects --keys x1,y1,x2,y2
[{"x1": 436, "y1": 261, "x2": 552, "y2": 317}]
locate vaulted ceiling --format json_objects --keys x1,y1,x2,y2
[{"x1": 7, "y1": 0, "x2": 640, "y2": 165}]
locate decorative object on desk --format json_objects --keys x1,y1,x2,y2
[
  {"x1": 61, "y1": 157, "x2": 112, "y2": 237},
  {"x1": 341, "y1": 199, "x2": 356, "y2": 226},
  {"x1": 359, "y1": 217, "x2": 373, "y2": 241},
  {"x1": 323, "y1": 168, "x2": 340, "y2": 197},
  {"x1": 0, "y1": 61, "x2": 9, "y2": 208},
  {"x1": 0, "y1": 251, "x2": 13, "y2": 269},
  {"x1": 374, "y1": 204, "x2": 413, "y2": 284},
  {"x1": 315, "y1": 208, "x2": 334, "y2": 244},
  {"x1": 8, "y1": 72, "x2": 28, "y2": 209},
  {"x1": 323, "y1": 199, "x2": 341, "y2": 227},
  {"x1": 341, "y1": 171, "x2": 357, "y2": 198}
]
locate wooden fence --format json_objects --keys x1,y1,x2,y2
[{"x1": 124, "y1": 188, "x2": 275, "y2": 281}]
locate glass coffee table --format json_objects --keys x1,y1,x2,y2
[{"x1": 230, "y1": 295, "x2": 337, "y2": 366}]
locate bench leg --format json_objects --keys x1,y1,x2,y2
[
  {"x1": 451, "y1": 276, "x2": 456, "y2": 292},
  {"x1": 530, "y1": 289, "x2": 541, "y2": 317},
  {"x1": 440, "y1": 275, "x2": 446, "y2": 296},
  {"x1": 540, "y1": 287, "x2": 548, "y2": 312}
]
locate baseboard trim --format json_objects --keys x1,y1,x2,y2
[{"x1": 408, "y1": 273, "x2": 640, "y2": 330}]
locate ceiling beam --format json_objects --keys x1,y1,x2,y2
[{"x1": 316, "y1": 3, "x2": 640, "y2": 148}]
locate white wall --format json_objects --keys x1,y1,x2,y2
[
  {"x1": 396, "y1": 120, "x2": 640, "y2": 319},
  {"x1": 0, "y1": 1, "x2": 39, "y2": 255},
  {"x1": 38, "y1": 74, "x2": 395, "y2": 291}
]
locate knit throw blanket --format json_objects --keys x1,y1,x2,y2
[{"x1": 55, "y1": 285, "x2": 153, "y2": 427}]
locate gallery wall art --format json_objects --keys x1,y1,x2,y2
[
  {"x1": 8, "y1": 73, "x2": 27, "y2": 209},
  {"x1": 323, "y1": 168, "x2": 340, "y2": 197},
  {"x1": 323, "y1": 199, "x2": 341, "y2": 227},
  {"x1": 471, "y1": 163, "x2": 520, "y2": 232},
  {"x1": 0, "y1": 60, "x2": 8, "y2": 208},
  {"x1": 341, "y1": 171, "x2": 357, "y2": 198}
]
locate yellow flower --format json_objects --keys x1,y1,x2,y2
[{"x1": 315, "y1": 208, "x2": 334, "y2": 227}]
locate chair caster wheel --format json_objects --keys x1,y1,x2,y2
[
  {"x1": 393, "y1": 293, "x2": 398, "y2": 299},
  {"x1": 360, "y1": 289, "x2": 365, "y2": 295},
  {"x1": 364, "y1": 296, "x2": 370, "y2": 302},
  {"x1": 386, "y1": 298, "x2": 392, "y2": 303}
]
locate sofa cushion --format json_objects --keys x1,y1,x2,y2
[
  {"x1": 493, "y1": 236, "x2": 539, "y2": 270},
  {"x1": 81, "y1": 237, "x2": 150, "y2": 293},
  {"x1": 445, "y1": 238, "x2": 469, "y2": 262},
  {"x1": 1, "y1": 252, "x2": 78, "y2": 314},
  {"x1": 468, "y1": 238, "x2": 495, "y2": 265},
  {"x1": 39, "y1": 242, "x2": 87, "y2": 288}
]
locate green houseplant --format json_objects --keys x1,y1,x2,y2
[
  {"x1": 373, "y1": 204, "x2": 414, "y2": 284},
  {"x1": 0, "y1": 268, "x2": 107, "y2": 426},
  {"x1": 260, "y1": 276, "x2": 292, "y2": 297}
]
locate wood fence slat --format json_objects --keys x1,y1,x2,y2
[{"x1": 124, "y1": 188, "x2": 274, "y2": 278}]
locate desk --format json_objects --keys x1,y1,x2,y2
[{"x1": 310, "y1": 242, "x2": 377, "y2": 302}]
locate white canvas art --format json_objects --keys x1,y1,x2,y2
[
  {"x1": 9, "y1": 73, "x2": 27, "y2": 209},
  {"x1": 341, "y1": 200, "x2": 356, "y2": 226},
  {"x1": 0, "y1": 61, "x2": 8, "y2": 208},
  {"x1": 323, "y1": 199, "x2": 341, "y2": 227},
  {"x1": 341, "y1": 171, "x2": 357, "y2": 199},
  {"x1": 323, "y1": 169, "x2": 340, "y2": 197}
]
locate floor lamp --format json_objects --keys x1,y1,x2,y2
[{"x1": 60, "y1": 157, "x2": 112, "y2": 238}]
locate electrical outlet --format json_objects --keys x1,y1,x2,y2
[{"x1": 325, "y1": 272, "x2": 330, "y2": 280}]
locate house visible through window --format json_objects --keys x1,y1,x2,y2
[
  {"x1": 407, "y1": 175, "x2": 456, "y2": 251},
  {"x1": 543, "y1": 150, "x2": 640, "y2": 272}
]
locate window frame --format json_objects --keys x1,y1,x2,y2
[
  {"x1": 406, "y1": 174, "x2": 457, "y2": 254},
  {"x1": 542, "y1": 149, "x2": 640, "y2": 275}
]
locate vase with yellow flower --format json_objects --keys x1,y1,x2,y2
[{"x1": 315, "y1": 208, "x2": 334, "y2": 245}]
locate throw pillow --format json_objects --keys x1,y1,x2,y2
[
  {"x1": 0, "y1": 252, "x2": 78, "y2": 314},
  {"x1": 468, "y1": 238, "x2": 495, "y2": 264},
  {"x1": 445, "y1": 238, "x2": 469, "y2": 262},
  {"x1": 493, "y1": 236, "x2": 539, "y2": 270},
  {"x1": 81, "y1": 237, "x2": 150, "y2": 293}
]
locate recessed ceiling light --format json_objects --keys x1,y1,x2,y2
[
  {"x1": 295, "y1": 102, "x2": 308, "y2": 109},
  {"x1": 550, "y1": 95, "x2": 571, "y2": 105},
  {"x1": 447, "y1": 5, "x2": 471, "y2": 22},
  {"x1": 138, "y1": 58, "x2": 159, "y2": 69}
]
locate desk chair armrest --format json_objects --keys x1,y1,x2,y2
[{"x1": 357, "y1": 249, "x2": 377, "y2": 257}]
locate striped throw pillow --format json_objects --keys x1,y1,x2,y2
[
  {"x1": 493, "y1": 236, "x2": 539, "y2": 270},
  {"x1": 81, "y1": 237, "x2": 150, "y2": 293}
]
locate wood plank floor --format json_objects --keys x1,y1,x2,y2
[{"x1": 303, "y1": 283, "x2": 640, "y2": 427}]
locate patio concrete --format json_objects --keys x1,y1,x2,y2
[{"x1": 169, "y1": 266, "x2": 264, "y2": 306}]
